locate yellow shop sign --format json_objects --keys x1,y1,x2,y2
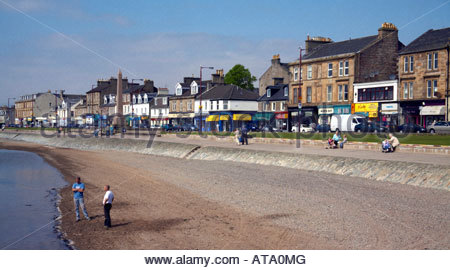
[{"x1": 354, "y1": 103, "x2": 378, "y2": 113}]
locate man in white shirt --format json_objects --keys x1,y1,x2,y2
[{"x1": 103, "y1": 185, "x2": 114, "y2": 229}]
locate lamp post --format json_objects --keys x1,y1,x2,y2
[
  {"x1": 199, "y1": 66, "x2": 214, "y2": 132},
  {"x1": 297, "y1": 47, "x2": 304, "y2": 147}
]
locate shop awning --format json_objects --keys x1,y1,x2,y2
[
  {"x1": 420, "y1": 105, "x2": 445, "y2": 116},
  {"x1": 220, "y1": 115, "x2": 230, "y2": 121},
  {"x1": 233, "y1": 114, "x2": 252, "y2": 121},
  {"x1": 253, "y1": 112, "x2": 273, "y2": 121},
  {"x1": 206, "y1": 115, "x2": 219, "y2": 122},
  {"x1": 35, "y1": 117, "x2": 47, "y2": 120}
]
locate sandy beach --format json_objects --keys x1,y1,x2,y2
[{"x1": 1, "y1": 139, "x2": 449, "y2": 250}]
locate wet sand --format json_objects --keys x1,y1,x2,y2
[{"x1": 1, "y1": 140, "x2": 449, "y2": 250}]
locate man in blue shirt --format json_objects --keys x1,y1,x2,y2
[{"x1": 72, "y1": 177, "x2": 90, "y2": 222}]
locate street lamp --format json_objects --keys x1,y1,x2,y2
[
  {"x1": 297, "y1": 47, "x2": 305, "y2": 147},
  {"x1": 199, "y1": 66, "x2": 214, "y2": 132}
]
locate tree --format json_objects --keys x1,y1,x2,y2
[{"x1": 224, "y1": 64, "x2": 257, "y2": 90}]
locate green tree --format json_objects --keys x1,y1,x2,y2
[{"x1": 224, "y1": 64, "x2": 257, "y2": 90}]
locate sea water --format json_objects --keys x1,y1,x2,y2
[{"x1": 0, "y1": 149, "x2": 68, "y2": 249}]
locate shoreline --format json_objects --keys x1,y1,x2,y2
[{"x1": 1, "y1": 139, "x2": 449, "y2": 249}]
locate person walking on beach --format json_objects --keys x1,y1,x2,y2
[
  {"x1": 103, "y1": 185, "x2": 114, "y2": 229},
  {"x1": 72, "y1": 177, "x2": 90, "y2": 222}
]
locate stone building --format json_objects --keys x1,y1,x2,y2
[
  {"x1": 288, "y1": 23, "x2": 403, "y2": 125},
  {"x1": 15, "y1": 94, "x2": 36, "y2": 126},
  {"x1": 258, "y1": 54, "x2": 290, "y2": 97},
  {"x1": 256, "y1": 84, "x2": 290, "y2": 131},
  {"x1": 398, "y1": 27, "x2": 450, "y2": 125},
  {"x1": 150, "y1": 88, "x2": 172, "y2": 127}
]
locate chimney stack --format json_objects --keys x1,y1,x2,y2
[
  {"x1": 271, "y1": 54, "x2": 281, "y2": 65},
  {"x1": 378, "y1": 22, "x2": 397, "y2": 39},
  {"x1": 305, "y1": 36, "x2": 333, "y2": 54}
]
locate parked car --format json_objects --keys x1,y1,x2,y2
[
  {"x1": 161, "y1": 124, "x2": 175, "y2": 131},
  {"x1": 354, "y1": 122, "x2": 386, "y2": 133},
  {"x1": 180, "y1": 124, "x2": 198, "y2": 131},
  {"x1": 291, "y1": 124, "x2": 314, "y2": 133},
  {"x1": 427, "y1": 121, "x2": 450, "y2": 134},
  {"x1": 261, "y1": 126, "x2": 279, "y2": 132},
  {"x1": 397, "y1": 123, "x2": 427, "y2": 133},
  {"x1": 316, "y1": 124, "x2": 331, "y2": 133}
]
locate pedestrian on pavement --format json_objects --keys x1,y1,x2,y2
[
  {"x1": 388, "y1": 133, "x2": 400, "y2": 152},
  {"x1": 72, "y1": 177, "x2": 90, "y2": 221},
  {"x1": 103, "y1": 185, "x2": 114, "y2": 229},
  {"x1": 241, "y1": 126, "x2": 248, "y2": 145},
  {"x1": 339, "y1": 135, "x2": 347, "y2": 149},
  {"x1": 234, "y1": 128, "x2": 241, "y2": 146}
]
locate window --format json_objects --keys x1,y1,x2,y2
[
  {"x1": 344, "y1": 60, "x2": 349, "y2": 76},
  {"x1": 328, "y1": 63, "x2": 333, "y2": 77},
  {"x1": 294, "y1": 67, "x2": 299, "y2": 81},
  {"x1": 180, "y1": 102, "x2": 183, "y2": 111},
  {"x1": 171, "y1": 102, "x2": 176, "y2": 111},
  {"x1": 327, "y1": 85, "x2": 332, "y2": 102},
  {"x1": 410, "y1": 56, "x2": 414, "y2": 72},
  {"x1": 306, "y1": 87, "x2": 312, "y2": 103},
  {"x1": 264, "y1": 103, "x2": 268, "y2": 111},
  {"x1": 427, "y1": 54, "x2": 432, "y2": 70},
  {"x1": 293, "y1": 87, "x2": 298, "y2": 104},
  {"x1": 210, "y1": 101, "x2": 213, "y2": 110},
  {"x1": 404, "y1": 56, "x2": 408, "y2": 72},
  {"x1": 339, "y1": 61, "x2": 343, "y2": 76},
  {"x1": 338, "y1": 85, "x2": 343, "y2": 101},
  {"x1": 284, "y1": 87, "x2": 288, "y2": 97},
  {"x1": 163, "y1": 97, "x2": 168, "y2": 105},
  {"x1": 433, "y1": 80, "x2": 438, "y2": 97},
  {"x1": 271, "y1": 102, "x2": 276, "y2": 111},
  {"x1": 403, "y1": 82, "x2": 408, "y2": 99},
  {"x1": 307, "y1": 65, "x2": 312, "y2": 79},
  {"x1": 409, "y1": 82, "x2": 414, "y2": 99},
  {"x1": 344, "y1": 84, "x2": 348, "y2": 101},
  {"x1": 433, "y1": 52, "x2": 438, "y2": 69},
  {"x1": 176, "y1": 86, "x2": 182, "y2": 96},
  {"x1": 223, "y1": 101, "x2": 229, "y2": 110},
  {"x1": 154, "y1": 98, "x2": 157, "y2": 105},
  {"x1": 216, "y1": 101, "x2": 219, "y2": 110},
  {"x1": 267, "y1": 89, "x2": 271, "y2": 97},
  {"x1": 427, "y1": 80, "x2": 432, "y2": 98},
  {"x1": 281, "y1": 102, "x2": 285, "y2": 111},
  {"x1": 187, "y1": 101, "x2": 192, "y2": 111}
]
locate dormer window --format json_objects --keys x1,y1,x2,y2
[
  {"x1": 104, "y1": 96, "x2": 108, "y2": 104},
  {"x1": 267, "y1": 89, "x2": 271, "y2": 98},
  {"x1": 143, "y1": 94, "x2": 148, "y2": 103},
  {"x1": 176, "y1": 84, "x2": 182, "y2": 96},
  {"x1": 132, "y1": 95, "x2": 137, "y2": 104},
  {"x1": 163, "y1": 97, "x2": 168, "y2": 105},
  {"x1": 191, "y1": 81, "x2": 198, "y2": 95},
  {"x1": 284, "y1": 87, "x2": 288, "y2": 97}
]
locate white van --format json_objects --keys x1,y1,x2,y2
[{"x1": 330, "y1": 114, "x2": 366, "y2": 132}]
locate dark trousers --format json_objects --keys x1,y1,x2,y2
[
  {"x1": 104, "y1": 203, "x2": 112, "y2": 227},
  {"x1": 241, "y1": 135, "x2": 248, "y2": 145}
]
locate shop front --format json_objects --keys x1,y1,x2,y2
[
  {"x1": 254, "y1": 112, "x2": 274, "y2": 129},
  {"x1": 318, "y1": 106, "x2": 333, "y2": 124},
  {"x1": 420, "y1": 100, "x2": 445, "y2": 127},
  {"x1": 168, "y1": 113, "x2": 195, "y2": 126},
  {"x1": 400, "y1": 101, "x2": 421, "y2": 125},
  {"x1": 300, "y1": 107, "x2": 317, "y2": 125},
  {"x1": 353, "y1": 103, "x2": 378, "y2": 120},
  {"x1": 275, "y1": 112, "x2": 288, "y2": 131},
  {"x1": 205, "y1": 113, "x2": 232, "y2": 132},
  {"x1": 380, "y1": 103, "x2": 400, "y2": 126}
]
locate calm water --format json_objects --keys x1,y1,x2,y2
[{"x1": 0, "y1": 149, "x2": 68, "y2": 250}]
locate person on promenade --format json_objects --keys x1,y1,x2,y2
[
  {"x1": 241, "y1": 126, "x2": 248, "y2": 145},
  {"x1": 388, "y1": 133, "x2": 400, "y2": 152},
  {"x1": 103, "y1": 185, "x2": 114, "y2": 229},
  {"x1": 332, "y1": 131, "x2": 341, "y2": 149},
  {"x1": 381, "y1": 139, "x2": 391, "y2": 153},
  {"x1": 339, "y1": 135, "x2": 348, "y2": 149},
  {"x1": 72, "y1": 177, "x2": 90, "y2": 222},
  {"x1": 234, "y1": 128, "x2": 241, "y2": 146}
]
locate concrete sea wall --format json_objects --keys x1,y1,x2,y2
[{"x1": 1, "y1": 132, "x2": 449, "y2": 191}]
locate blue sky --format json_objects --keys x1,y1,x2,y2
[{"x1": 0, "y1": 0, "x2": 449, "y2": 105}]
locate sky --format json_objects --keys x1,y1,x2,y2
[{"x1": 0, "y1": 0, "x2": 449, "y2": 105}]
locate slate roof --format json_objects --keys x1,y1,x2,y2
[
  {"x1": 399, "y1": 27, "x2": 450, "y2": 55},
  {"x1": 258, "y1": 84, "x2": 289, "y2": 102},
  {"x1": 303, "y1": 35, "x2": 378, "y2": 60},
  {"x1": 199, "y1": 84, "x2": 258, "y2": 101},
  {"x1": 87, "y1": 84, "x2": 109, "y2": 94}
]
